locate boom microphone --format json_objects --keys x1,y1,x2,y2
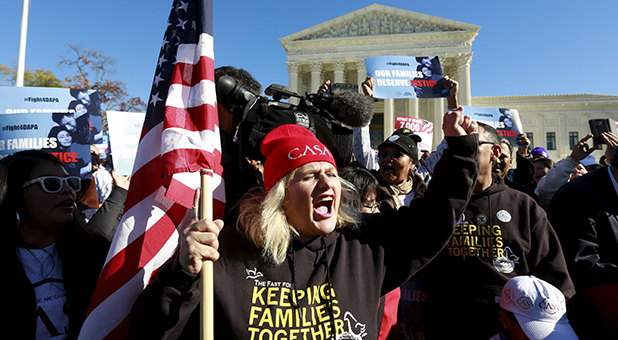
[{"x1": 330, "y1": 89, "x2": 374, "y2": 127}]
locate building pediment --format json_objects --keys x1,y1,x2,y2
[{"x1": 280, "y1": 4, "x2": 480, "y2": 43}]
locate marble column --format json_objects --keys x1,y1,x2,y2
[
  {"x1": 286, "y1": 62, "x2": 299, "y2": 92},
  {"x1": 300, "y1": 72, "x2": 310, "y2": 97},
  {"x1": 383, "y1": 98, "x2": 395, "y2": 138},
  {"x1": 406, "y1": 98, "x2": 419, "y2": 118},
  {"x1": 432, "y1": 98, "x2": 445, "y2": 149},
  {"x1": 356, "y1": 59, "x2": 367, "y2": 85},
  {"x1": 286, "y1": 61, "x2": 299, "y2": 104},
  {"x1": 457, "y1": 53, "x2": 473, "y2": 106},
  {"x1": 333, "y1": 59, "x2": 345, "y2": 84},
  {"x1": 310, "y1": 61, "x2": 322, "y2": 94}
]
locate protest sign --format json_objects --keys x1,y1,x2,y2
[
  {"x1": 461, "y1": 106, "x2": 525, "y2": 147},
  {"x1": 365, "y1": 55, "x2": 449, "y2": 99},
  {"x1": 106, "y1": 111, "x2": 145, "y2": 176},
  {"x1": 398, "y1": 277, "x2": 429, "y2": 322},
  {"x1": 0, "y1": 87, "x2": 103, "y2": 179},
  {"x1": 395, "y1": 115, "x2": 434, "y2": 152}
]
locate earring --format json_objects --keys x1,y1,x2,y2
[{"x1": 15, "y1": 211, "x2": 20, "y2": 228}]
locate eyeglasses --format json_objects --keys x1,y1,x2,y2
[
  {"x1": 479, "y1": 141, "x2": 495, "y2": 146},
  {"x1": 23, "y1": 176, "x2": 81, "y2": 193},
  {"x1": 362, "y1": 202, "x2": 379, "y2": 213},
  {"x1": 379, "y1": 150, "x2": 405, "y2": 160}
]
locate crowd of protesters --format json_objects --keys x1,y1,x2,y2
[{"x1": 6, "y1": 65, "x2": 618, "y2": 340}]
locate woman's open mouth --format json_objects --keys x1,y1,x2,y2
[
  {"x1": 57, "y1": 198, "x2": 75, "y2": 209},
  {"x1": 314, "y1": 195, "x2": 334, "y2": 218}
]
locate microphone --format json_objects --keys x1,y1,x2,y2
[{"x1": 330, "y1": 89, "x2": 374, "y2": 127}]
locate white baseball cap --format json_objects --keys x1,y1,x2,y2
[
  {"x1": 580, "y1": 154, "x2": 601, "y2": 167},
  {"x1": 500, "y1": 276, "x2": 578, "y2": 340}
]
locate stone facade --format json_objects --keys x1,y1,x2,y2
[
  {"x1": 281, "y1": 4, "x2": 618, "y2": 161},
  {"x1": 280, "y1": 4, "x2": 479, "y2": 148}
]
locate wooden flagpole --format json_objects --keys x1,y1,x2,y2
[{"x1": 200, "y1": 169, "x2": 214, "y2": 340}]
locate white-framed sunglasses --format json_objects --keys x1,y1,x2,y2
[{"x1": 23, "y1": 176, "x2": 81, "y2": 193}]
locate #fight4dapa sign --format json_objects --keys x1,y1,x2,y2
[{"x1": 0, "y1": 87, "x2": 104, "y2": 179}]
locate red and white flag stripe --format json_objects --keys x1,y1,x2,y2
[{"x1": 78, "y1": 4, "x2": 223, "y2": 336}]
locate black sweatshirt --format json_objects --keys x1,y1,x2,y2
[
  {"x1": 129, "y1": 134, "x2": 479, "y2": 340},
  {"x1": 411, "y1": 173, "x2": 574, "y2": 338}
]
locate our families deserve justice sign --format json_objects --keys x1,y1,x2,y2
[
  {"x1": 461, "y1": 106, "x2": 525, "y2": 147},
  {"x1": 365, "y1": 55, "x2": 449, "y2": 99},
  {"x1": 0, "y1": 87, "x2": 104, "y2": 179}
]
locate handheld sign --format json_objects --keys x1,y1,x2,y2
[
  {"x1": 462, "y1": 106, "x2": 525, "y2": 148},
  {"x1": 395, "y1": 116, "x2": 434, "y2": 152},
  {"x1": 365, "y1": 55, "x2": 448, "y2": 99},
  {"x1": 106, "y1": 111, "x2": 146, "y2": 176},
  {"x1": 0, "y1": 87, "x2": 103, "y2": 179}
]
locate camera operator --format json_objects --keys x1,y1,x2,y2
[
  {"x1": 215, "y1": 66, "x2": 265, "y2": 223},
  {"x1": 215, "y1": 66, "x2": 376, "y2": 225}
]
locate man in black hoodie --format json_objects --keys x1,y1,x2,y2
[
  {"x1": 408, "y1": 122, "x2": 574, "y2": 339},
  {"x1": 547, "y1": 146, "x2": 618, "y2": 339}
]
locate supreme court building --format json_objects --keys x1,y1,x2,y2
[{"x1": 280, "y1": 4, "x2": 618, "y2": 160}]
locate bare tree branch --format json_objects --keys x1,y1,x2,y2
[{"x1": 59, "y1": 44, "x2": 145, "y2": 112}]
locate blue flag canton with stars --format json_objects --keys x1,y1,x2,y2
[{"x1": 145, "y1": 0, "x2": 213, "y2": 131}]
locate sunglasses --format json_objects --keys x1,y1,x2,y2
[
  {"x1": 23, "y1": 176, "x2": 81, "y2": 193},
  {"x1": 379, "y1": 150, "x2": 405, "y2": 160}
]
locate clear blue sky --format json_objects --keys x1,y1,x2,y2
[{"x1": 2, "y1": 0, "x2": 617, "y2": 104}]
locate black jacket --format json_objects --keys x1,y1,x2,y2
[
  {"x1": 0, "y1": 186, "x2": 127, "y2": 340},
  {"x1": 547, "y1": 167, "x2": 618, "y2": 339},
  {"x1": 129, "y1": 134, "x2": 480, "y2": 340},
  {"x1": 411, "y1": 173, "x2": 574, "y2": 338},
  {"x1": 513, "y1": 151, "x2": 535, "y2": 190},
  {"x1": 548, "y1": 167, "x2": 618, "y2": 289}
]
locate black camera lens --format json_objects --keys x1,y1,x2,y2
[{"x1": 216, "y1": 76, "x2": 256, "y2": 106}]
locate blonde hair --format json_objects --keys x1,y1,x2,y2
[{"x1": 237, "y1": 168, "x2": 360, "y2": 265}]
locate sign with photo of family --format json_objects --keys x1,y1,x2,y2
[
  {"x1": 365, "y1": 55, "x2": 449, "y2": 99},
  {"x1": 0, "y1": 87, "x2": 104, "y2": 179},
  {"x1": 461, "y1": 105, "x2": 525, "y2": 148}
]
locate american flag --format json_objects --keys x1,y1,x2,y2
[{"x1": 78, "y1": 0, "x2": 224, "y2": 338}]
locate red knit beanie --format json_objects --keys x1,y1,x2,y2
[{"x1": 261, "y1": 124, "x2": 337, "y2": 192}]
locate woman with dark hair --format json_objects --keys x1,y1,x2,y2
[
  {"x1": 339, "y1": 165, "x2": 389, "y2": 213},
  {"x1": 413, "y1": 57, "x2": 448, "y2": 98},
  {"x1": 533, "y1": 157, "x2": 555, "y2": 183},
  {"x1": 375, "y1": 129, "x2": 428, "y2": 208},
  {"x1": 415, "y1": 57, "x2": 443, "y2": 79},
  {"x1": 65, "y1": 100, "x2": 95, "y2": 144},
  {"x1": 0, "y1": 150, "x2": 126, "y2": 339},
  {"x1": 130, "y1": 109, "x2": 479, "y2": 340},
  {"x1": 499, "y1": 115, "x2": 514, "y2": 130},
  {"x1": 69, "y1": 89, "x2": 101, "y2": 116},
  {"x1": 47, "y1": 126, "x2": 73, "y2": 152},
  {"x1": 66, "y1": 99, "x2": 103, "y2": 144},
  {"x1": 46, "y1": 126, "x2": 90, "y2": 179}
]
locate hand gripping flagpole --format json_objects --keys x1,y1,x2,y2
[{"x1": 200, "y1": 169, "x2": 214, "y2": 340}]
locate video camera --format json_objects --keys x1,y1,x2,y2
[{"x1": 216, "y1": 76, "x2": 374, "y2": 168}]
